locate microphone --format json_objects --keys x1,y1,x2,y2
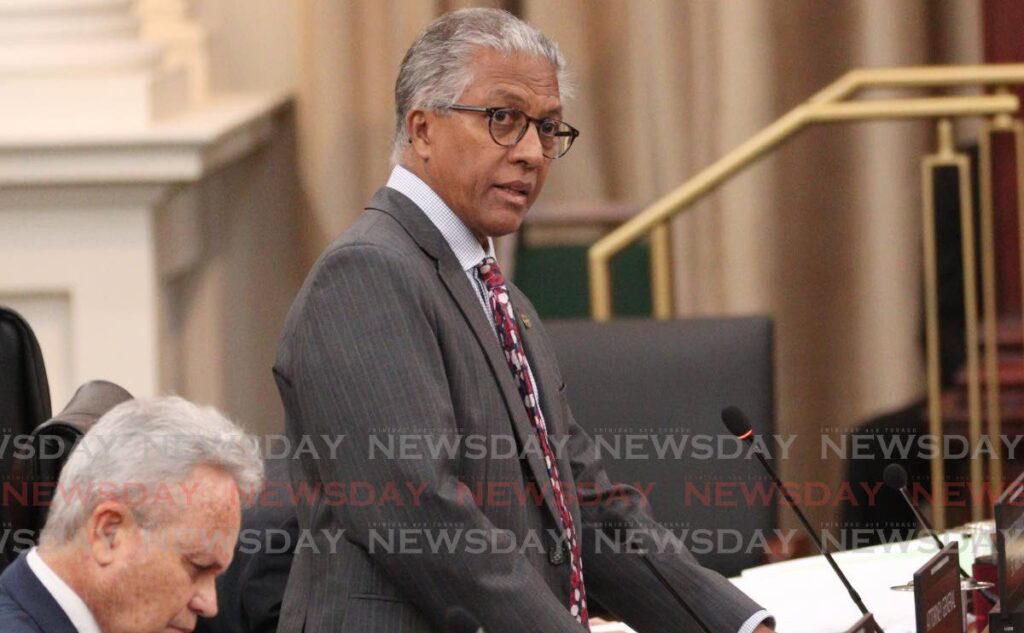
[
  {"x1": 882, "y1": 463, "x2": 936, "y2": 534},
  {"x1": 721, "y1": 406, "x2": 884, "y2": 632},
  {"x1": 883, "y1": 463, "x2": 996, "y2": 604},
  {"x1": 444, "y1": 607, "x2": 484, "y2": 633}
]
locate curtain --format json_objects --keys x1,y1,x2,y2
[
  {"x1": 525, "y1": 0, "x2": 982, "y2": 532},
  {"x1": 296, "y1": 0, "x2": 510, "y2": 266},
  {"x1": 295, "y1": 0, "x2": 982, "y2": 531}
]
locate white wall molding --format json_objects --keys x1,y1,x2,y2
[
  {"x1": 136, "y1": 0, "x2": 209, "y2": 103},
  {"x1": 0, "y1": 0, "x2": 195, "y2": 132},
  {"x1": 0, "y1": 95, "x2": 294, "y2": 417},
  {"x1": 0, "y1": 94, "x2": 288, "y2": 184},
  {"x1": 0, "y1": 0, "x2": 299, "y2": 431}
]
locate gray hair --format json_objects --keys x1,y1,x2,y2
[
  {"x1": 391, "y1": 7, "x2": 571, "y2": 166},
  {"x1": 40, "y1": 396, "x2": 264, "y2": 546}
]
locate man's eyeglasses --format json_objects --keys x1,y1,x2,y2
[{"x1": 447, "y1": 105, "x2": 580, "y2": 160}]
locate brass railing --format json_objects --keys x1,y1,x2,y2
[{"x1": 587, "y1": 64, "x2": 1024, "y2": 530}]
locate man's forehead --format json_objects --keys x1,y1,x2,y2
[
  {"x1": 155, "y1": 468, "x2": 242, "y2": 551},
  {"x1": 465, "y1": 48, "x2": 561, "y2": 111},
  {"x1": 485, "y1": 87, "x2": 563, "y2": 117},
  {"x1": 170, "y1": 512, "x2": 240, "y2": 565}
]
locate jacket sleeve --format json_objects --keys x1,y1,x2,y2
[
  {"x1": 275, "y1": 244, "x2": 586, "y2": 633},
  {"x1": 561, "y1": 394, "x2": 771, "y2": 633}
]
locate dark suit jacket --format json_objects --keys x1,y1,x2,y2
[
  {"x1": 0, "y1": 554, "x2": 77, "y2": 633},
  {"x1": 273, "y1": 187, "x2": 765, "y2": 632}
]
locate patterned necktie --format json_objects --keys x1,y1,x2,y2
[{"x1": 475, "y1": 257, "x2": 589, "y2": 629}]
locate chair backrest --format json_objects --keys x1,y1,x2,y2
[
  {"x1": 545, "y1": 317, "x2": 775, "y2": 577},
  {"x1": 30, "y1": 380, "x2": 133, "y2": 533},
  {"x1": 0, "y1": 306, "x2": 51, "y2": 568}
]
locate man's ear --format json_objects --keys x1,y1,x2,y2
[
  {"x1": 407, "y1": 109, "x2": 433, "y2": 161},
  {"x1": 86, "y1": 501, "x2": 137, "y2": 566}
]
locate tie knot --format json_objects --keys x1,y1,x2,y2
[{"x1": 475, "y1": 257, "x2": 505, "y2": 290}]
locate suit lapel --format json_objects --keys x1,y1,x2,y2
[
  {"x1": 368, "y1": 188, "x2": 562, "y2": 524},
  {"x1": 1, "y1": 554, "x2": 78, "y2": 633}
]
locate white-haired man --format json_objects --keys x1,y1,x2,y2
[
  {"x1": 275, "y1": 8, "x2": 774, "y2": 632},
  {"x1": 0, "y1": 396, "x2": 263, "y2": 633}
]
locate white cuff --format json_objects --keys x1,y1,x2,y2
[{"x1": 737, "y1": 609, "x2": 773, "y2": 633}]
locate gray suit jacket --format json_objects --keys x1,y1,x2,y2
[{"x1": 273, "y1": 187, "x2": 765, "y2": 632}]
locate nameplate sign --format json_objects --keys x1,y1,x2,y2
[
  {"x1": 914, "y1": 542, "x2": 962, "y2": 633},
  {"x1": 997, "y1": 471, "x2": 1024, "y2": 615}
]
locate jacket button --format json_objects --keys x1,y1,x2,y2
[{"x1": 548, "y1": 542, "x2": 566, "y2": 566}]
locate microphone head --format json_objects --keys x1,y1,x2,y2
[
  {"x1": 721, "y1": 406, "x2": 754, "y2": 440},
  {"x1": 883, "y1": 463, "x2": 908, "y2": 490},
  {"x1": 445, "y1": 607, "x2": 483, "y2": 633}
]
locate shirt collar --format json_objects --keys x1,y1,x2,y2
[
  {"x1": 386, "y1": 165, "x2": 495, "y2": 271},
  {"x1": 27, "y1": 548, "x2": 102, "y2": 633}
]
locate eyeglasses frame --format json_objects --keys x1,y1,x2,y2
[{"x1": 446, "y1": 104, "x2": 580, "y2": 159}]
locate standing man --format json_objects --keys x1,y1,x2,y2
[{"x1": 275, "y1": 8, "x2": 774, "y2": 632}]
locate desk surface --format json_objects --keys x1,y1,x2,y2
[
  {"x1": 731, "y1": 532, "x2": 987, "y2": 633},
  {"x1": 596, "y1": 531, "x2": 986, "y2": 632}
]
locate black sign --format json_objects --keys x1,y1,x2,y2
[
  {"x1": 914, "y1": 542, "x2": 962, "y2": 633},
  {"x1": 997, "y1": 469, "x2": 1024, "y2": 615}
]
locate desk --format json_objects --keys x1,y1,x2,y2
[{"x1": 731, "y1": 533, "x2": 984, "y2": 632}]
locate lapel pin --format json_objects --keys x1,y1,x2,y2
[{"x1": 521, "y1": 314, "x2": 532, "y2": 329}]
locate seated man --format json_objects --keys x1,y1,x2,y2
[
  {"x1": 0, "y1": 396, "x2": 264, "y2": 633},
  {"x1": 195, "y1": 456, "x2": 298, "y2": 633}
]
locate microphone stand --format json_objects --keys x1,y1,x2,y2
[
  {"x1": 896, "y1": 485, "x2": 998, "y2": 605},
  {"x1": 750, "y1": 450, "x2": 877, "y2": 627}
]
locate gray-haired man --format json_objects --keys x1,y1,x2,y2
[
  {"x1": 276, "y1": 8, "x2": 774, "y2": 632},
  {"x1": 0, "y1": 396, "x2": 264, "y2": 633}
]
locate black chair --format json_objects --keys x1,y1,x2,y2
[
  {"x1": 545, "y1": 317, "x2": 776, "y2": 577},
  {"x1": 30, "y1": 380, "x2": 134, "y2": 532},
  {"x1": 0, "y1": 306, "x2": 51, "y2": 568}
]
